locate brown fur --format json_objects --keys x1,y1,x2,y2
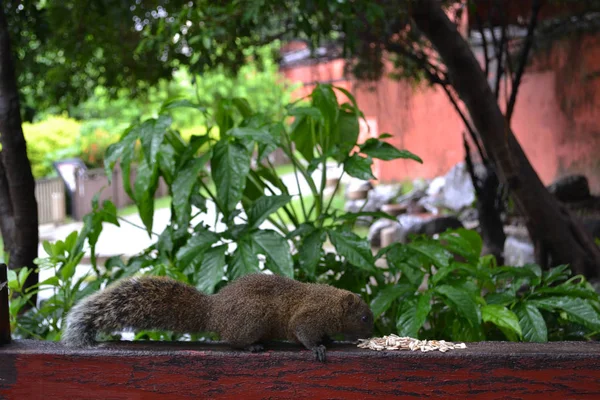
[{"x1": 63, "y1": 274, "x2": 374, "y2": 361}]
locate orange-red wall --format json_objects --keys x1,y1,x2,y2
[{"x1": 281, "y1": 34, "x2": 600, "y2": 193}]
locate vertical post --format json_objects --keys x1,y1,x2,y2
[{"x1": 0, "y1": 263, "x2": 10, "y2": 344}]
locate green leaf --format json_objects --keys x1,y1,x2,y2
[
  {"x1": 485, "y1": 292, "x2": 516, "y2": 306},
  {"x1": 335, "y1": 109, "x2": 360, "y2": 161},
  {"x1": 438, "y1": 229, "x2": 482, "y2": 264},
  {"x1": 211, "y1": 140, "x2": 252, "y2": 216},
  {"x1": 247, "y1": 195, "x2": 292, "y2": 229},
  {"x1": 175, "y1": 229, "x2": 221, "y2": 267},
  {"x1": 229, "y1": 127, "x2": 277, "y2": 145},
  {"x1": 101, "y1": 200, "x2": 119, "y2": 226},
  {"x1": 360, "y1": 138, "x2": 423, "y2": 163},
  {"x1": 515, "y1": 303, "x2": 547, "y2": 342},
  {"x1": 230, "y1": 236, "x2": 259, "y2": 279},
  {"x1": 172, "y1": 154, "x2": 210, "y2": 228},
  {"x1": 343, "y1": 154, "x2": 375, "y2": 180},
  {"x1": 311, "y1": 84, "x2": 339, "y2": 128},
  {"x1": 396, "y1": 298, "x2": 417, "y2": 337},
  {"x1": 407, "y1": 241, "x2": 452, "y2": 269},
  {"x1": 542, "y1": 264, "x2": 571, "y2": 285},
  {"x1": 298, "y1": 229, "x2": 326, "y2": 277},
  {"x1": 397, "y1": 292, "x2": 432, "y2": 337},
  {"x1": 435, "y1": 284, "x2": 481, "y2": 327},
  {"x1": 140, "y1": 116, "x2": 172, "y2": 165},
  {"x1": 160, "y1": 99, "x2": 206, "y2": 113},
  {"x1": 133, "y1": 157, "x2": 160, "y2": 235},
  {"x1": 104, "y1": 126, "x2": 137, "y2": 185},
  {"x1": 252, "y1": 230, "x2": 294, "y2": 278},
  {"x1": 232, "y1": 97, "x2": 253, "y2": 119},
  {"x1": 531, "y1": 296, "x2": 600, "y2": 330},
  {"x1": 327, "y1": 229, "x2": 374, "y2": 271},
  {"x1": 290, "y1": 116, "x2": 315, "y2": 162},
  {"x1": 288, "y1": 106, "x2": 324, "y2": 124},
  {"x1": 532, "y1": 283, "x2": 599, "y2": 300},
  {"x1": 495, "y1": 264, "x2": 542, "y2": 287},
  {"x1": 482, "y1": 304, "x2": 522, "y2": 339},
  {"x1": 196, "y1": 245, "x2": 227, "y2": 294},
  {"x1": 370, "y1": 284, "x2": 412, "y2": 317},
  {"x1": 385, "y1": 244, "x2": 425, "y2": 287}
]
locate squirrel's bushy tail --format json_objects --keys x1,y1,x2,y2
[{"x1": 62, "y1": 276, "x2": 211, "y2": 347}]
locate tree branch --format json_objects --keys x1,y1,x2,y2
[{"x1": 506, "y1": 0, "x2": 543, "y2": 122}]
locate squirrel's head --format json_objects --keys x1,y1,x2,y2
[{"x1": 339, "y1": 291, "x2": 374, "y2": 341}]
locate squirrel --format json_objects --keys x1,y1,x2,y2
[{"x1": 62, "y1": 273, "x2": 374, "y2": 362}]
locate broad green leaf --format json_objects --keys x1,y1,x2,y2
[
  {"x1": 160, "y1": 99, "x2": 206, "y2": 113},
  {"x1": 230, "y1": 236, "x2": 259, "y2": 279},
  {"x1": 438, "y1": 229, "x2": 482, "y2": 264},
  {"x1": 298, "y1": 229, "x2": 326, "y2": 277},
  {"x1": 435, "y1": 284, "x2": 481, "y2": 327},
  {"x1": 485, "y1": 292, "x2": 516, "y2": 306},
  {"x1": 104, "y1": 126, "x2": 137, "y2": 183},
  {"x1": 232, "y1": 97, "x2": 253, "y2": 118},
  {"x1": 140, "y1": 116, "x2": 172, "y2": 165},
  {"x1": 7, "y1": 270, "x2": 18, "y2": 291},
  {"x1": 335, "y1": 109, "x2": 360, "y2": 160},
  {"x1": 531, "y1": 296, "x2": 600, "y2": 330},
  {"x1": 532, "y1": 283, "x2": 599, "y2": 300},
  {"x1": 542, "y1": 264, "x2": 571, "y2": 285},
  {"x1": 229, "y1": 127, "x2": 276, "y2": 145},
  {"x1": 360, "y1": 138, "x2": 423, "y2": 163},
  {"x1": 343, "y1": 154, "x2": 375, "y2": 180},
  {"x1": 385, "y1": 244, "x2": 425, "y2": 287},
  {"x1": 175, "y1": 228, "x2": 221, "y2": 268},
  {"x1": 215, "y1": 99, "x2": 235, "y2": 134},
  {"x1": 197, "y1": 245, "x2": 227, "y2": 294},
  {"x1": 397, "y1": 292, "x2": 433, "y2": 337},
  {"x1": 328, "y1": 229, "x2": 374, "y2": 271},
  {"x1": 133, "y1": 157, "x2": 159, "y2": 235},
  {"x1": 247, "y1": 195, "x2": 292, "y2": 229},
  {"x1": 101, "y1": 200, "x2": 119, "y2": 226},
  {"x1": 172, "y1": 153, "x2": 210, "y2": 228},
  {"x1": 494, "y1": 264, "x2": 542, "y2": 287},
  {"x1": 252, "y1": 230, "x2": 294, "y2": 278},
  {"x1": 157, "y1": 143, "x2": 178, "y2": 186},
  {"x1": 481, "y1": 304, "x2": 522, "y2": 339},
  {"x1": 288, "y1": 106, "x2": 324, "y2": 124},
  {"x1": 211, "y1": 140, "x2": 251, "y2": 216},
  {"x1": 515, "y1": 303, "x2": 547, "y2": 342},
  {"x1": 311, "y1": 84, "x2": 339, "y2": 128},
  {"x1": 396, "y1": 298, "x2": 418, "y2": 337},
  {"x1": 290, "y1": 116, "x2": 315, "y2": 162},
  {"x1": 407, "y1": 241, "x2": 452, "y2": 269},
  {"x1": 370, "y1": 284, "x2": 412, "y2": 317}
]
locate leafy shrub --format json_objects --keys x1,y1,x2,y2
[
  {"x1": 9, "y1": 84, "x2": 600, "y2": 343},
  {"x1": 22, "y1": 115, "x2": 81, "y2": 178}
]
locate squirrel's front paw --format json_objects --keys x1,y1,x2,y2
[
  {"x1": 245, "y1": 343, "x2": 265, "y2": 353},
  {"x1": 313, "y1": 345, "x2": 327, "y2": 363}
]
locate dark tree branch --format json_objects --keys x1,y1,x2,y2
[
  {"x1": 506, "y1": 0, "x2": 543, "y2": 122},
  {"x1": 474, "y1": 11, "x2": 490, "y2": 78}
]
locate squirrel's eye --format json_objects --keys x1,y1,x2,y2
[{"x1": 361, "y1": 315, "x2": 369, "y2": 323}]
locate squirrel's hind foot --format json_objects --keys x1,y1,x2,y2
[{"x1": 313, "y1": 344, "x2": 327, "y2": 362}]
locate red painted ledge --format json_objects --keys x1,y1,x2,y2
[{"x1": 1, "y1": 340, "x2": 600, "y2": 399}]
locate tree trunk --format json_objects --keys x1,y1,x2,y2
[
  {"x1": 0, "y1": 6, "x2": 39, "y2": 296},
  {"x1": 412, "y1": 0, "x2": 600, "y2": 277}
]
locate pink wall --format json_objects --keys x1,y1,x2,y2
[{"x1": 281, "y1": 35, "x2": 600, "y2": 193}]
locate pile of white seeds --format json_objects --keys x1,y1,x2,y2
[{"x1": 357, "y1": 334, "x2": 467, "y2": 353}]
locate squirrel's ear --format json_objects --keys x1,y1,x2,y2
[{"x1": 341, "y1": 292, "x2": 358, "y2": 311}]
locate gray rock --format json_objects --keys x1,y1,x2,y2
[
  {"x1": 368, "y1": 218, "x2": 395, "y2": 248},
  {"x1": 504, "y1": 236, "x2": 535, "y2": 266},
  {"x1": 409, "y1": 216, "x2": 464, "y2": 237}
]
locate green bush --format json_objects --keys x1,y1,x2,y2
[
  {"x1": 22, "y1": 115, "x2": 81, "y2": 178},
  {"x1": 9, "y1": 85, "x2": 600, "y2": 344}
]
